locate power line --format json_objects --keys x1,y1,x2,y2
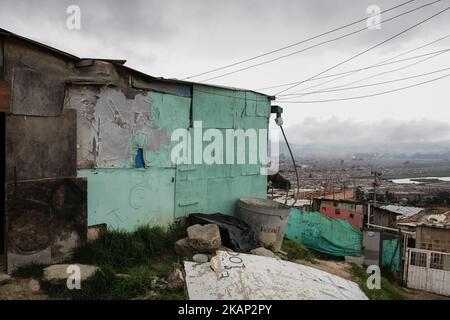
[
  {"x1": 182, "y1": 0, "x2": 419, "y2": 80},
  {"x1": 275, "y1": 5, "x2": 450, "y2": 95},
  {"x1": 281, "y1": 51, "x2": 450, "y2": 97},
  {"x1": 198, "y1": 0, "x2": 442, "y2": 83},
  {"x1": 256, "y1": 48, "x2": 450, "y2": 90},
  {"x1": 280, "y1": 66, "x2": 450, "y2": 96},
  {"x1": 284, "y1": 33, "x2": 450, "y2": 95},
  {"x1": 275, "y1": 72, "x2": 450, "y2": 103}
]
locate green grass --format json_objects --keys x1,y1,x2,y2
[
  {"x1": 14, "y1": 223, "x2": 187, "y2": 300},
  {"x1": 71, "y1": 223, "x2": 186, "y2": 272},
  {"x1": 351, "y1": 264, "x2": 405, "y2": 300},
  {"x1": 282, "y1": 239, "x2": 315, "y2": 262}
]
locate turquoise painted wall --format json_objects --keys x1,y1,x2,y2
[{"x1": 70, "y1": 84, "x2": 271, "y2": 231}]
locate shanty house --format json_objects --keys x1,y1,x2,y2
[{"x1": 0, "y1": 28, "x2": 275, "y2": 272}]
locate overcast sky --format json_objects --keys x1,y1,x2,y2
[{"x1": 1, "y1": 0, "x2": 450, "y2": 147}]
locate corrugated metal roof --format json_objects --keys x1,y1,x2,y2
[
  {"x1": 380, "y1": 205, "x2": 424, "y2": 217},
  {"x1": 0, "y1": 27, "x2": 273, "y2": 99}
]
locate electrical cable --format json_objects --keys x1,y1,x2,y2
[
  {"x1": 279, "y1": 124, "x2": 300, "y2": 208},
  {"x1": 256, "y1": 48, "x2": 450, "y2": 91},
  {"x1": 280, "y1": 61, "x2": 450, "y2": 97},
  {"x1": 198, "y1": 0, "x2": 442, "y2": 83},
  {"x1": 276, "y1": 71, "x2": 450, "y2": 103},
  {"x1": 275, "y1": 5, "x2": 450, "y2": 95},
  {"x1": 182, "y1": 0, "x2": 419, "y2": 80},
  {"x1": 284, "y1": 34, "x2": 450, "y2": 95}
]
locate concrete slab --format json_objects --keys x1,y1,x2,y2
[{"x1": 184, "y1": 251, "x2": 368, "y2": 300}]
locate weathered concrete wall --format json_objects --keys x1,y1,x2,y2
[
  {"x1": 3, "y1": 38, "x2": 88, "y2": 272},
  {"x1": 6, "y1": 178, "x2": 87, "y2": 272},
  {"x1": 5, "y1": 110, "x2": 77, "y2": 181},
  {"x1": 68, "y1": 84, "x2": 271, "y2": 230}
]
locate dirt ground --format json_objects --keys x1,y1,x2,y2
[
  {"x1": 296, "y1": 258, "x2": 449, "y2": 300},
  {"x1": 0, "y1": 278, "x2": 48, "y2": 300},
  {"x1": 1, "y1": 258, "x2": 448, "y2": 300}
]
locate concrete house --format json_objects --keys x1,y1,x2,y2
[{"x1": 0, "y1": 28, "x2": 275, "y2": 272}]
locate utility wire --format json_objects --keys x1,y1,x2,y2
[
  {"x1": 280, "y1": 66, "x2": 450, "y2": 96},
  {"x1": 182, "y1": 0, "x2": 419, "y2": 80},
  {"x1": 281, "y1": 51, "x2": 450, "y2": 97},
  {"x1": 256, "y1": 48, "x2": 450, "y2": 90},
  {"x1": 276, "y1": 72, "x2": 450, "y2": 103},
  {"x1": 284, "y1": 34, "x2": 450, "y2": 95},
  {"x1": 275, "y1": 5, "x2": 450, "y2": 95},
  {"x1": 198, "y1": 0, "x2": 441, "y2": 83}
]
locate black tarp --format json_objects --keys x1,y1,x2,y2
[{"x1": 187, "y1": 213, "x2": 260, "y2": 252}]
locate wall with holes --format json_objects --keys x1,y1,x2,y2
[{"x1": 66, "y1": 84, "x2": 271, "y2": 231}]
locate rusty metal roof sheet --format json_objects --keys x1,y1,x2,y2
[{"x1": 0, "y1": 27, "x2": 273, "y2": 98}]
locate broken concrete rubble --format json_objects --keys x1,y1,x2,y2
[
  {"x1": 250, "y1": 247, "x2": 278, "y2": 259},
  {"x1": 0, "y1": 273, "x2": 12, "y2": 285},
  {"x1": 167, "y1": 269, "x2": 185, "y2": 290},
  {"x1": 184, "y1": 251, "x2": 368, "y2": 300},
  {"x1": 149, "y1": 276, "x2": 168, "y2": 290},
  {"x1": 175, "y1": 237, "x2": 197, "y2": 258},
  {"x1": 43, "y1": 264, "x2": 99, "y2": 283},
  {"x1": 187, "y1": 224, "x2": 221, "y2": 253}
]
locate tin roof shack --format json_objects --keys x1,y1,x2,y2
[
  {"x1": 369, "y1": 206, "x2": 401, "y2": 229},
  {"x1": 416, "y1": 224, "x2": 450, "y2": 252},
  {"x1": 412, "y1": 212, "x2": 450, "y2": 252},
  {"x1": 0, "y1": 29, "x2": 274, "y2": 272}
]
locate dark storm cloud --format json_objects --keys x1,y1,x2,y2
[{"x1": 285, "y1": 117, "x2": 450, "y2": 146}]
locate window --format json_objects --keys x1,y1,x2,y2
[{"x1": 411, "y1": 251, "x2": 427, "y2": 267}]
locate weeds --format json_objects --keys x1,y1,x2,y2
[
  {"x1": 282, "y1": 239, "x2": 315, "y2": 262},
  {"x1": 350, "y1": 264, "x2": 405, "y2": 300},
  {"x1": 15, "y1": 223, "x2": 187, "y2": 300}
]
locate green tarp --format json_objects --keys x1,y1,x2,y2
[
  {"x1": 284, "y1": 209, "x2": 362, "y2": 257},
  {"x1": 381, "y1": 239, "x2": 401, "y2": 272}
]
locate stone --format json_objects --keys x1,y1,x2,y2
[
  {"x1": 187, "y1": 224, "x2": 221, "y2": 253},
  {"x1": 193, "y1": 254, "x2": 209, "y2": 263},
  {"x1": 250, "y1": 247, "x2": 278, "y2": 259},
  {"x1": 43, "y1": 264, "x2": 99, "y2": 283},
  {"x1": 149, "y1": 276, "x2": 168, "y2": 290},
  {"x1": 87, "y1": 224, "x2": 106, "y2": 241},
  {"x1": 175, "y1": 237, "x2": 196, "y2": 258},
  {"x1": 166, "y1": 269, "x2": 185, "y2": 290},
  {"x1": 345, "y1": 255, "x2": 365, "y2": 266},
  {"x1": 0, "y1": 273, "x2": 12, "y2": 285},
  {"x1": 28, "y1": 279, "x2": 40, "y2": 292}
]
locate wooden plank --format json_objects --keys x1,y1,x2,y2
[{"x1": 0, "y1": 80, "x2": 10, "y2": 113}]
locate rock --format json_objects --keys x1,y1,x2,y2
[
  {"x1": 175, "y1": 237, "x2": 197, "y2": 258},
  {"x1": 345, "y1": 255, "x2": 365, "y2": 266},
  {"x1": 187, "y1": 224, "x2": 221, "y2": 253},
  {"x1": 43, "y1": 264, "x2": 99, "y2": 283},
  {"x1": 28, "y1": 279, "x2": 40, "y2": 292},
  {"x1": 115, "y1": 273, "x2": 130, "y2": 279},
  {"x1": 0, "y1": 273, "x2": 12, "y2": 285},
  {"x1": 149, "y1": 276, "x2": 168, "y2": 290},
  {"x1": 167, "y1": 269, "x2": 185, "y2": 290},
  {"x1": 250, "y1": 247, "x2": 278, "y2": 259},
  {"x1": 87, "y1": 224, "x2": 106, "y2": 241},
  {"x1": 193, "y1": 254, "x2": 209, "y2": 263},
  {"x1": 218, "y1": 245, "x2": 234, "y2": 253}
]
